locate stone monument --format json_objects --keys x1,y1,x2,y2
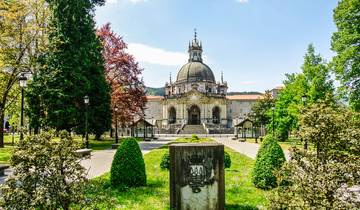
[{"x1": 169, "y1": 143, "x2": 225, "y2": 210}]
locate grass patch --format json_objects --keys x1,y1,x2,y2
[
  {"x1": 0, "y1": 146, "x2": 13, "y2": 164},
  {"x1": 83, "y1": 138, "x2": 267, "y2": 209}
]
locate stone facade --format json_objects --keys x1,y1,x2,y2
[{"x1": 144, "y1": 32, "x2": 263, "y2": 132}]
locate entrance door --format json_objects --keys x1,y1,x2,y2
[{"x1": 188, "y1": 105, "x2": 201, "y2": 125}]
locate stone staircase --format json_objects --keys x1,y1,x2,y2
[{"x1": 178, "y1": 125, "x2": 207, "y2": 134}]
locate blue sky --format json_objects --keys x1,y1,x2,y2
[{"x1": 95, "y1": 0, "x2": 338, "y2": 92}]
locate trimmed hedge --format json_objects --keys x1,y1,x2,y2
[
  {"x1": 224, "y1": 151, "x2": 231, "y2": 169},
  {"x1": 110, "y1": 137, "x2": 146, "y2": 188},
  {"x1": 252, "y1": 135, "x2": 285, "y2": 190},
  {"x1": 160, "y1": 150, "x2": 232, "y2": 170},
  {"x1": 160, "y1": 152, "x2": 170, "y2": 170}
]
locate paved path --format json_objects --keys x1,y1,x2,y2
[
  {"x1": 0, "y1": 138, "x2": 174, "y2": 183},
  {"x1": 213, "y1": 137, "x2": 290, "y2": 160},
  {"x1": 80, "y1": 138, "x2": 174, "y2": 178}
]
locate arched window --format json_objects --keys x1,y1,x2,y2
[
  {"x1": 212, "y1": 106, "x2": 220, "y2": 124},
  {"x1": 168, "y1": 107, "x2": 176, "y2": 124}
]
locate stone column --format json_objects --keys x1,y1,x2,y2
[{"x1": 170, "y1": 143, "x2": 225, "y2": 210}]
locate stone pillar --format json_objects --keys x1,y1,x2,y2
[{"x1": 170, "y1": 143, "x2": 225, "y2": 210}]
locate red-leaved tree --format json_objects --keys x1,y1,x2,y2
[{"x1": 97, "y1": 23, "x2": 147, "y2": 128}]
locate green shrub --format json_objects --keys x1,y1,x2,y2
[
  {"x1": 224, "y1": 151, "x2": 231, "y2": 168},
  {"x1": 110, "y1": 137, "x2": 146, "y2": 188},
  {"x1": 252, "y1": 135, "x2": 285, "y2": 190},
  {"x1": 0, "y1": 131, "x2": 86, "y2": 210},
  {"x1": 191, "y1": 134, "x2": 200, "y2": 141},
  {"x1": 160, "y1": 150, "x2": 232, "y2": 170},
  {"x1": 160, "y1": 152, "x2": 170, "y2": 170}
]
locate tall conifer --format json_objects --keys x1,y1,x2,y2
[{"x1": 29, "y1": 0, "x2": 110, "y2": 137}]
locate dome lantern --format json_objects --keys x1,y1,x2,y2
[{"x1": 188, "y1": 29, "x2": 203, "y2": 63}]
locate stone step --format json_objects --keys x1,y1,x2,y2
[{"x1": 179, "y1": 125, "x2": 207, "y2": 134}]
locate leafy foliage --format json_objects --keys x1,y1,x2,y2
[
  {"x1": 252, "y1": 135, "x2": 286, "y2": 190},
  {"x1": 269, "y1": 102, "x2": 360, "y2": 209},
  {"x1": 97, "y1": 24, "x2": 146, "y2": 127},
  {"x1": 0, "y1": 131, "x2": 87, "y2": 210},
  {"x1": 331, "y1": 0, "x2": 360, "y2": 111},
  {"x1": 28, "y1": 0, "x2": 111, "y2": 138},
  {"x1": 191, "y1": 134, "x2": 200, "y2": 141},
  {"x1": 160, "y1": 152, "x2": 170, "y2": 170},
  {"x1": 0, "y1": 0, "x2": 49, "y2": 146},
  {"x1": 110, "y1": 137, "x2": 146, "y2": 188},
  {"x1": 224, "y1": 151, "x2": 232, "y2": 169},
  {"x1": 250, "y1": 90, "x2": 275, "y2": 131},
  {"x1": 273, "y1": 44, "x2": 334, "y2": 140}
]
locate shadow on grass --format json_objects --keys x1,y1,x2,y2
[
  {"x1": 84, "y1": 176, "x2": 169, "y2": 209},
  {"x1": 225, "y1": 204, "x2": 258, "y2": 210}
]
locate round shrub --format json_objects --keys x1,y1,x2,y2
[
  {"x1": 252, "y1": 135, "x2": 285, "y2": 190},
  {"x1": 224, "y1": 151, "x2": 231, "y2": 169},
  {"x1": 110, "y1": 137, "x2": 146, "y2": 188},
  {"x1": 160, "y1": 152, "x2": 170, "y2": 170},
  {"x1": 191, "y1": 134, "x2": 200, "y2": 141}
]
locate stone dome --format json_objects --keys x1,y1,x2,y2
[{"x1": 176, "y1": 62, "x2": 216, "y2": 83}]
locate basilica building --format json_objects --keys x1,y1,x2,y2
[{"x1": 144, "y1": 32, "x2": 264, "y2": 134}]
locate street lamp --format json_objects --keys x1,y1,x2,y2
[
  {"x1": 114, "y1": 106, "x2": 119, "y2": 144},
  {"x1": 271, "y1": 106, "x2": 275, "y2": 138},
  {"x1": 301, "y1": 94, "x2": 308, "y2": 150},
  {"x1": 19, "y1": 73, "x2": 27, "y2": 141},
  {"x1": 254, "y1": 113, "x2": 258, "y2": 143},
  {"x1": 84, "y1": 95, "x2": 89, "y2": 148}
]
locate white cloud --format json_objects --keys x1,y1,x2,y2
[
  {"x1": 236, "y1": 0, "x2": 248, "y2": 3},
  {"x1": 127, "y1": 43, "x2": 188, "y2": 66}
]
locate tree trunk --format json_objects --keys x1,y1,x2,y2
[
  {"x1": 0, "y1": 109, "x2": 4, "y2": 148},
  {"x1": 110, "y1": 127, "x2": 113, "y2": 138}
]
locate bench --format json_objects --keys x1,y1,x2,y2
[
  {"x1": 75, "y1": 149, "x2": 92, "y2": 158},
  {"x1": 0, "y1": 164, "x2": 9, "y2": 176}
]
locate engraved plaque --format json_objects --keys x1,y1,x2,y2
[{"x1": 170, "y1": 143, "x2": 224, "y2": 210}]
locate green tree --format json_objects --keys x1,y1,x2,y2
[
  {"x1": 250, "y1": 90, "x2": 275, "y2": 134},
  {"x1": 0, "y1": 0, "x2": 48, "y2": 146},
  {"x1": 252, "y1": 135, "x2": 286, "y2": 190},
  {"x1": 331, "y1": 0, "x2": 360, "y2": 111},
  {"x1": 269, "y1": 102, "x2": 360, "y2": 209},
  {"x1": 28, "y1": 0, "x2": 111, "y2": 138},
  {"x1": 273, "y1": 44, "x2": 334, "y2": 140},
  {"x1": 110, "y1": 137, "x2": 146, "y2": 188},
  {"x1": 0, "y1": 131, "x2": 87, "y2": 210}
]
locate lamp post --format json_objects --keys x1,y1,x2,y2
[
  {"x1": 114, "y1": 106, "x2": 119, "y2": 144},
  {"x1": 84, "y1": 95, "x2": 89, "y2": 148},
  {"x1": 301, "y1": 94, "x2": 308, "y2": 150},
  {"x1": 18, "y1": 73, "x2": 27, "y2": 141},
  {"x1": 271, "y1": 106, "x2": 275, "y2": 138},
  {"x1": 254, "y1": 113, "x2": 258, "y2": 143}
]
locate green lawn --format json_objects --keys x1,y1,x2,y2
[{"x1": 83, "y1": 141, "x2": 268, "y2": 209}]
